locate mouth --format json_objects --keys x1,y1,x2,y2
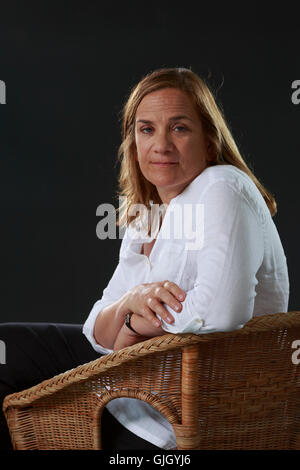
[{"x1": 150, "y1": 162, "x2": 178, "y2": 167}]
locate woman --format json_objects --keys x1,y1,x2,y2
[
  {"x1": 83, "y1": 67, "x2": 289, "y2": 449},
  {"x1": 0, "y1": 67, "x2": 289, "y2": 450}
]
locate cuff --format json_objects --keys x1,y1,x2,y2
[
  {"x1": 82, "y1": 299, "x2": 114, "y2": 355},
  {"x1": 157, "y1": 303, "x2": 205, "y2": 334}
]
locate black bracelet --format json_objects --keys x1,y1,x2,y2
[{"x1": 125, "y1": 312, "x2": 140, "y2": 335}]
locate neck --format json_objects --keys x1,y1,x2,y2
[{"x1": 156, "y1": 180, "x2": 192, "y2": 206}]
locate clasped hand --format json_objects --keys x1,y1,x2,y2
[
  {"x1": 113, "y1": 280, "x2": 186, "y2": 351},
  {"x1": 126, "y1": 280, "x2": 186, "y2": 328}
]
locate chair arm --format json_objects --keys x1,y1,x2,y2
[
  {"x1": 2, "y1": 332, "x2": 196, "y2": 412},
  {"x1": 4, "y1": 310, "x2": 300, "y2": 412},
  {"x1": 2, "y1": 331, "x2": 202, "y2": 449}
]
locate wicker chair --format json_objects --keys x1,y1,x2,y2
[{"x1": 3, "y1": 310, "x2": 300, "y2": 450}]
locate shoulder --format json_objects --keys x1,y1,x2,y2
[
  {"x1": 198, "y1": 164, "x2": 256, "y2": 193},
  {"x1": 184, "y1": 164, "x2": 269, "y2": 223}
]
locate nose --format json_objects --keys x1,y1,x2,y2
[{"x1": 153, "y1": 129, "x2": 174, "y2": 154}]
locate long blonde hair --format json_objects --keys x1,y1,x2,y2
[{"x1": 115, "y1": 67, "x2": 277, "y2": 228}]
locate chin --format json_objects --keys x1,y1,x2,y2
[{"x1": 149, "y1": 177, "x2": 178, "y2": 187}]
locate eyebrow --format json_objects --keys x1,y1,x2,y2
[{"x1": 136, "y1": 115, "x2": 194, "y2": 124}]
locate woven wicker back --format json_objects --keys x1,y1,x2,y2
[
  {"x1": 3, "y1": 311, "x2": 300, "y2": 449},
  {"x1": 193, "y1": 325, "x2": 300, "y2": 449}
]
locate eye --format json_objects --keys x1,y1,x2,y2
[
  {"x1": 140, "y1": 127, "x2": 152, "y2": 134},
  {"x1": 139, "y1": 125, "x2": 187, "y2": 134}
]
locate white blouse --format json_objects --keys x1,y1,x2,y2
[{"x1": 83, "y1": 164, "x2": 289, "y2": 449}]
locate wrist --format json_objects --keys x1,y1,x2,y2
[
  {"x1": 116, "y1": 292, "x2": 132, "y2": 321},
  {"x1": 125, "y1": 312, "x2": 141, "y2": 335}
]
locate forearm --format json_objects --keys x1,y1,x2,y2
[
  {"x1": 113, "y1": 323, "x2": 148, "y2": 351},
  {"x1": 113, "y1": 314, "x2": 166, "y2": 351},
  {"x1": 93, "y1": 293, "x2": 132, "y2": 350}
]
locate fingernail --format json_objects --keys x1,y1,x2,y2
[
  {"x1": 167, "y1": 316, "x2": 173, "y2": 323},
  {"x1": 179, "y1": 294, "x2": 184, "y2": 300}
]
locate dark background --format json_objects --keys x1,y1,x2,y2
[{"x1": 0, "y1": 1, "x2": 299, "y2": 324}]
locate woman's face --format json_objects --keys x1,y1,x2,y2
[{"x1": 134, "y1": 87, "x2": 213, "y2": 204}]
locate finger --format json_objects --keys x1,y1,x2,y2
[
  {"x1": 142, "y1": 304, "x2": 162, "y2": 327},
  {"x1": 155, "y1": 285, "x2": 183, "y2": 312},
  {"x1": 162, "y1": 281, "x2": 186, "y2": 301},
  {"x1": 147, "y1": 297, "x2": 174, "y2": 324}
]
